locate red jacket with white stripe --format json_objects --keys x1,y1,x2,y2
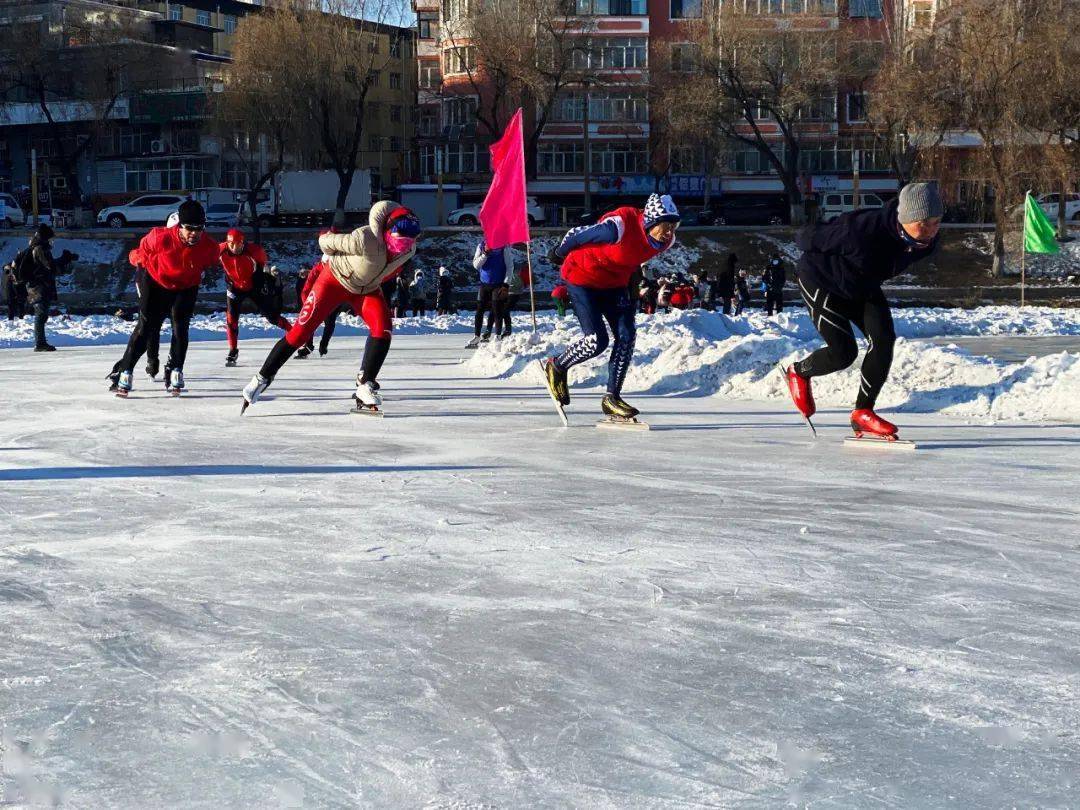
[{"x1": 559, "y1": 206, "x2": 671, "y2": 290}]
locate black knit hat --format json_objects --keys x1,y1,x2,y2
[
  {"x1": 177, "y1": 200, "x2": 206, "y2": 227},
  {"x1": 34, "y1": 223, "x2": 55, "y2": 242}
]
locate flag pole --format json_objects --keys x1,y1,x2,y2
[
  {"x1": 526, "y1": 243, "x2": 537, "y2": 332},
  {"x1": 1021, "y1": 191, "x2": 1027, "y2": 308}
]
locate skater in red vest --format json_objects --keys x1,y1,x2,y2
[
  {"x1": 782, "y1": 181, "x2": 941, "y2": 440},
  {"x1": 240, "y1": 202, "x2": 421, "y2": 413},
  {"x1": 220, "y1": 228, "x2": 291, "y2": 367},
  {"x1": 542, "y1": 193, "x2": 681, "y2": 422}
]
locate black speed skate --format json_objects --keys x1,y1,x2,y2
[
  {"x1": 225, "y1": 349, "x2": 239, "y2": 367},
  {"x1": 145, "y1": 357, "x2": 160, "y2": 379},
  {"x1": 598, "y1": 394, "x2": 649, "y2": 431}
]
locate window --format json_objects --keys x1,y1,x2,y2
[
  {"x1": 796, "y1": 94, "x2": 837, "y2": 122},
  {"x1": 846, "y1": 91, "x2": 868, "y2": 123},
  {"x1": 670, "y1": 145, "x2": 704, "y2": 174},
  {"x1": 590, "y1": 141, "x2": 649, "y2": 174},
  {"x1": 443, "y1": 46, "x2": 477, "y2": 74},
  {"x1": 169, "y1": 4, "x2": 183, "y2": 20},
  {"x1": 418, "y1": 12, "x2": 439, "y2": 39},
  {"x1": 390, "y1": 105, "x2": 402, "y2": 123},
  {"x1": 573, "y1": 37, "x2": 648, "y2": 70},
  {"x1": 419, "y1": 63, "x2": 441, "y2": 88},
  {"x1": 389, "y1": 137, "x2": 402, "y2": 153},
  {"x1": 196, "y1": 9, "x2": 210, "y2": 26},
  {"x1": 670, "y1": 0, "x2": 702, "y2": 17},
  {"x1": 728, "y1": 147, "x2": 770, "y2": 174},
  {"x1": 223, "y1": 14, "x2": 236, "y2": 33},
  {"x1": 798, "y1": 142, "x2": 839, "y2": 173},
  {"x1": 444, "y1": 96, "x2": 477, "y2": 126},
  {"x1": 420, "y1": 146, "x2": 438, "y2": 176},
  {"x1": 911, "y1": 1, "x2": 933, "y2": 27},
  {"x1": 390, "y1": 37, "x2": 401, "y2": 57},
  {"x1": 444, "y1": 143, "x2": 489, "y2": 174},
  {"x1": 590, "y1": 91, "x2": 648, "y2": 121},
  {"x1": 576, "y1": 0, "x2": 647, "y2": 14},
  {"x1": 419, "y1": 107, "x2": 439, "y2": 136},
  {"x1": 849, "y1": 0, "x2": 882, "y2": 17},
  {"x1": 671, "y1": 43, "x2": 700, "y2": 72},
  {"x1": 389, "y1": 72, "x2": 402, "y2": 89},
  {"x1": 538, "y1": 142, "x2": 584, "y2": 174}
]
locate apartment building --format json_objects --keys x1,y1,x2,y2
[{"x1": 411, "y1": 0, "x2": 903, "y2": 215}]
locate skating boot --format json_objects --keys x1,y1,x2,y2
[
  {"x1": 34, "y1": 343, "x2": 57, "y2": 352},
  {"x1": 145, "y1": 356, "x2": 160, "y2": 379},
  {"x1": 241, "y1": 373, "x2": 271, "y2": 414},
  {"x1": 850, "y1": 409, "x2": 898, "y2": 440},
  {"x1": 355, "y1": 374, "x2": 380, "y2": 392},
  {"x1": 465, "y1": 335, "x2": 481, "y2": 349},
  {"x1": 480, "y1": 332, "x2": 492, "y2": 344},
  {"x1": 225, "y1": 349, "x2": 239, "y2": 367},
  {"x1": 107, "y1": 370, "x2": 120, "y2": 392},
  {"x1": 162, "y1": 362, "x2": 173, "y2": 391},
  {"x1": 543, "y1": 358, "x2": 569, "y2": 405},
  {"x1": 295, "y1": 344, "x2": 312, "y2": 359},
  {"x1": 782, "y1": 364, "x2": 815, "y2": 418},
  {"x1": 318, "y1": 343, "x2": 329, "y2": 356},
  {"x1": 167, "y1": 368, "x2": 185, "y2": 396},
  {"x1": 115, "y1": 370, "x2": 133, "y2": 398},
  {"x1": 599, "y1": 394, "x2": 649, "y2": 431},
  {"x1": 778, "y1": 362, "x2": 817, "y2": 436},
  {"x1": 351, "y1": 379, "x2": 384, "y2": 417}
]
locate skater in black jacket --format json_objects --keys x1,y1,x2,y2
[
  {"x1": 762, "y1": 253, "x2": 786, "y2": 315},
  {"x1": 782, "y1": 182, "x2": 942, "y2": 440}
]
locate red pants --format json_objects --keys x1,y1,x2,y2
[{"x1": 286, "y1": 263, "x2": 392, "y2": 348}]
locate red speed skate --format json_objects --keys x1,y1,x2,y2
[
  {"x1": 850, "y1": 409, "x2": 899, "y2": 440},
  {"x1": 778, "y1": 363, "x2": 817, "y2": 435}
]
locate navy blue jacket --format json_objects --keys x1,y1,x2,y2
[{"x1": 796, "y1": 198, "x2": 938, "y2": 300}]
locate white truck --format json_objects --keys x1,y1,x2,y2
[{"x1": 238, "y1": 170, "x2": 372, "y2": 228}]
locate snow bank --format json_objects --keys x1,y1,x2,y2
[{"x1": 462, "y1": 308, "x2": 1080, "y2": 423}]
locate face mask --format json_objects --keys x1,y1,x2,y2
[{"x1": 385, "y1": 233, "x2": 415, "y2": 256}]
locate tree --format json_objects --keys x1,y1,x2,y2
[
  {"x1": 235, "y1": 0, "x2": 412, "y2": 226},
  {"x1": 211, "y1": 10, "x2": 306, "y2": 238},
  {"x1": 0, "y1": 4, "x2": 159, "y2": 223},
  {"x1": 440, "y1": 0, "x2": 596, "y2": 178},
  {"x1": 904, "y1": 0, "x2": 1059, "y2": 275},
  {"x1": 665, "y1": 2, "x2": 848, "y2": 224}
]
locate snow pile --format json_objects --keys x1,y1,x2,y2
[
  {"x1": 0, "y1": 312, "x2": 477, "y2": 348},
  {"x1": 463, "y1": 308, "x2": 1080, "y2": 422}
]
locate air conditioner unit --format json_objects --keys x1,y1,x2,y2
[
  {"x1": 52, "y1": 176, "x2": 68, "y2": 189},
  {"x1": 150, "y1": 140, "x2": 166, "y2": 154}
]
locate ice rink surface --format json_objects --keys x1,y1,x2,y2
[{"x1": 2, "y1": 335, "x2": 1079, "y2": 808}]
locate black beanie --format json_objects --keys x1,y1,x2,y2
[{"x1": 177, "y1": 200, "x2": 205, "y2": 227}]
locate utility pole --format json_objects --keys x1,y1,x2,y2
[
  {"x1": 852, "y1": 147, "x2": 861, "y2": 209},
  {"x1": 582, "y1": 83, "x2": 592, "y2": 215},
  {"x1": 31, "y1": 148, "x2": 39, "y2": 226}
]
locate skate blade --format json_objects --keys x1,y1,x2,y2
[
  {"x1": 350, "y1": 406, "x2": 384, "y2": 417},
  {"x1": 114, "y1": 390, "x2": 130, "y2": 399},
  {"x1": 168, "y1": 389, "x2": 183, "y2": 397},
  {"x1": 536, "y1": 360, "x2": 569, "y2": 427},
  {"x1": 843, "y1": 435, "x2": 916, "y2": 451},
  {"x1": 597, "y1": 418, "x2": 650, "y2": 431}
]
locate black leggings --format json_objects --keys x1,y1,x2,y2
[
  {"x1": 795, "y1": 276, "x2": 895, "y2": 410},
  {"x1": 474, "y1": 283, "x2": 499, "y2": 336},
  {"x1": 116, "y1": 269, "x2": 198, "y2": 374}
]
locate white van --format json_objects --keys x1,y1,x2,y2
[
  {"x1": 0, "y1": 193, "x2": 27, "y2": 228},
  {"x1": 819, "y1": 192, "x2": 884, "y2": 222}
]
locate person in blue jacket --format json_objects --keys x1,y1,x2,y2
[{"x1": 467, "y1": 241, "x2": 514, "y2": 347}]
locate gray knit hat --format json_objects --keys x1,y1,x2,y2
[{"x1": 897, "y1": 181, "x2": 944, "y2": 224}]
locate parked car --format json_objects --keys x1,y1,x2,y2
[
  {"x1": 97, "y1": 194, "x2": 189, "y2": 228},
  {"x1": 0, "y1": 193, "x2": 27, "y2": 228},
  {"x1": 1010, "y1": 192, "x2": 1080, "y2": 223},
  {"x1": 448, "y1": 196, "x2": 546, "y2": 226},
  {"x1": 819, "y1": 192, "x2": 884, "y2": 222},
  {"x1": 700, "y1": 196, "x2": 789, "y2": 226},
  {"x1": 204, "y1": 202, "x2": 242, "y2": 228}
]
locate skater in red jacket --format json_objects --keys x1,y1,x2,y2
[
  {"x1": 108, "y1": 200, "x2": 219, "y2": 396},
  {"x1": 542, "y1": 193, "x2": 681, "y2": 423},
  {"x1": 221, "y1": 228, "x2": 291, "y2": 366}
]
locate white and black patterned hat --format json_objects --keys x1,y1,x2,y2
[{"x1": 643, "y1": 193, "x2": 681, "y2": 229}]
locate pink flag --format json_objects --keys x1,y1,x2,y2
[{"x1": 479, "y1": 108, "x2": 530, "y2": 248}]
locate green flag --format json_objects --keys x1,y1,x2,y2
[{"x1": 1024, "y1": 192, "x2": 1060, "y2": 254}]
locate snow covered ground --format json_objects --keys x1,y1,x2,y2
[{"x1": 2, "y1": 324, "x2": 1079, "y2": 807}]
